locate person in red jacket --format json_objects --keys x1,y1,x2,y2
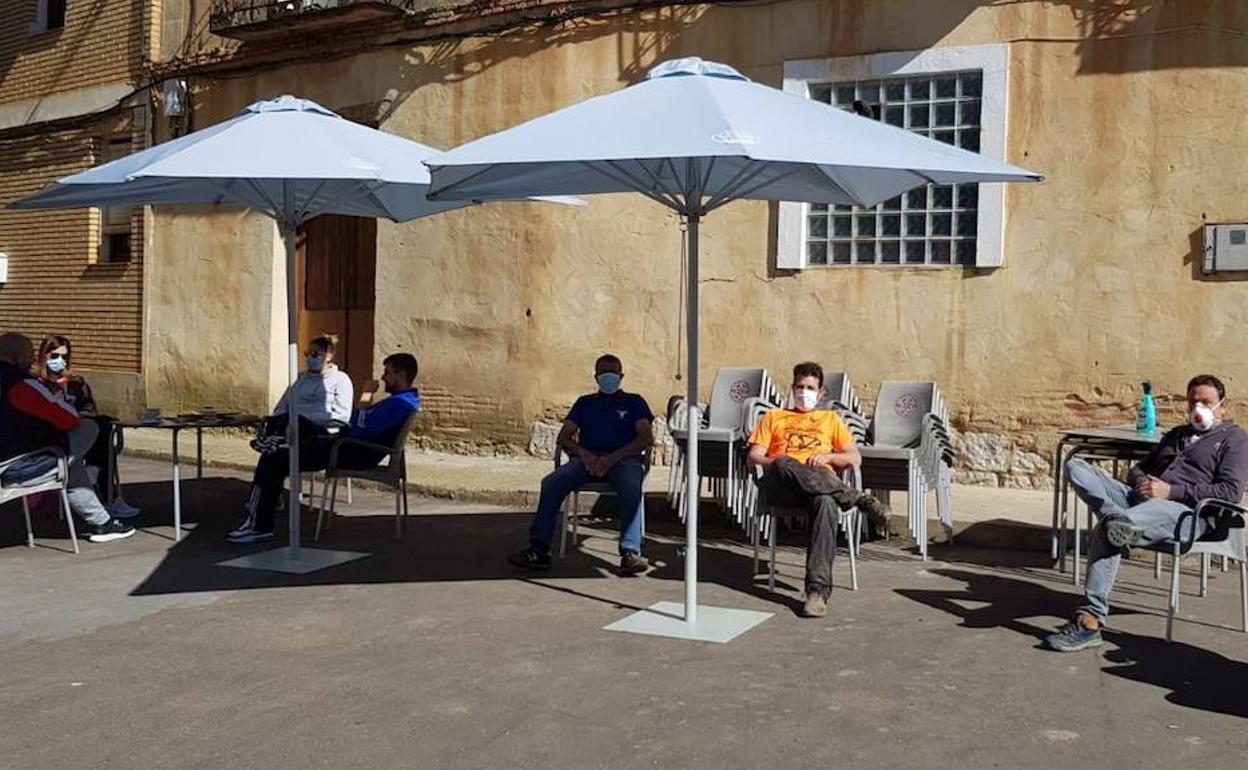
[{"x1": 0, "y1": 332, "x2": 134, "y2": 543}]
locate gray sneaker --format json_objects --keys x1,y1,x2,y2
[
  {"x1": 1044, "y1": 616, "x2": 1103, "y2": 652},
  {"x1": 1103, "y1": 516, "x2": 1146, "y2": 549},
  {"x1": 856, "y1": 493, "x2": 892, "y2": 535},
  {"x1": 618, "y1": 550, "x2": 649, "y2": 575},
  {"x1": 802, "y1": 586, "x2": 829, "y2": 618}
]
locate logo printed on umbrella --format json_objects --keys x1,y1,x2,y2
[{"x1": 711, "y1": 129, "x2": 757, "y2": 146}]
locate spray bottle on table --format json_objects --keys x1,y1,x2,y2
[{"x1": 1136, "y1": 381, "x2": 1157, "y2": 437}]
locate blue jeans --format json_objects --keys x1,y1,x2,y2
[
  {"x1": 1065, "y1": 458, "x2": 1197, "y2": 621},
  {"x1": 530, "y1": 457, "x2": 645, "y2": 554}
]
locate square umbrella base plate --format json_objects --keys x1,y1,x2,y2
[
  {"x1": 603, "y1": 601, "x2": 773, "y2": 643},
  {"x1": 216, "y1": 547, "x2": 370, "y2": 575}
]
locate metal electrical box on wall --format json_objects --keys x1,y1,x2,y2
[{"x1": 1203, "y1": 223, "x2": 1248, "y2": 273}]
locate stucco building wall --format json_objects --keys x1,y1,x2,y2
[{"x1": 145, "y1": 0, "x2": 1248, "y2": 482}]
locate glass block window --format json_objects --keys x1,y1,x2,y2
[{"x1": 805, "y1": 71, "x2": 983, "y2": 267}]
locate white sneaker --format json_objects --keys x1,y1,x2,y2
[
  {"x1": 227, "y1": 530, "x2": 275, "y2": 544},
  {"x1": 109, "y1": 499, "x2": 141, "y2": 519},
  {"x1": 228, "y1": 511, "x2": 256, "y2": 539}
]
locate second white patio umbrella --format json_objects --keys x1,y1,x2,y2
[
  {"x1": 13, "y1": 95, "x2": 570, "y2": 572},
  {"x1": 427, "y1": 57, "x2": 1042, "y2": 640}
]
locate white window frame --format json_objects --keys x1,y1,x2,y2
[
  {"x1": 30, "y1": 0, "x2": 67, "y2": 34},
  {"x1": 97, "y1": 138, "x2": 133, "y2": 263},
  {"x1": 778, "y1": 43, "x2": 1011, "y2": 269}
]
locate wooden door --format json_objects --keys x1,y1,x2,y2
[{"x1": 295, "y1": 215, "x2": 377, "y2": 395}]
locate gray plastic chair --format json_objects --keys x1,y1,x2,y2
[
  {"x1": 668, "y1": 367, "x2": 781, "y2": 525},
  {"x1": 819, "y1": 371, "x2": 868, "y2": 443},
  {"x1": 1142, "y1": 499, "x2": 1247, "y2": 642},
  {"x1": 553, "y1": 446, "x2": 653, "y2": 557},
  {"x1": 0, "y1": 449, "x2": 77, "y2": 554},
  {"x1": 859, "y1": 381, "x2": 954, "y2": 560},
  {"x1": 313, "y1": 411, "x2": 419, "y2": 542}
]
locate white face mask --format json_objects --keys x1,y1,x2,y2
[
  {"x1": 791, "y1": 388, "x2": 820, "y2": 412},
  {"x1": 1190, "y1": 400, "x2": 1223, "y2": 432}
]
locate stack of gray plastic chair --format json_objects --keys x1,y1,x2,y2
[
  {"x1": 859, "y1": 381, "x2": 955, "y2": 560},
  {"x1": 741, "y1": 397, "x2": 863, "y2": 592},
  {"x1": 739, "y1": 396, "x2": 775, "y2": 544},
  {"x1": 820, "y1": 371, "x2": 868, "y2": 443},
  {"x1": 667, "y1": 367, "x2": 781, "y2": 526}
]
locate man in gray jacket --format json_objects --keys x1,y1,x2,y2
[{"x1": 1046, "y1": 374, "x2": 1248, "y2": 651}]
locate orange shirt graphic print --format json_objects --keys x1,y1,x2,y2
[{"x1": 747, "y1": 409, "x2": 853, "y2": 465}]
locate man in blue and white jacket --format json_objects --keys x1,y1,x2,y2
[{"x1": 229, "y1": 352, "x2": 421, "y2": 543}]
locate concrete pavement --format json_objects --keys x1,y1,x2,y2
[{"x1": 0, "y1": 457, "x2": 1245, "y2": 769}]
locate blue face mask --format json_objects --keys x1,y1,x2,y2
[
  {"x1": 306, "y1": 354, "x2": 325, "y2": 373},
  {"x1": 46, "y1": 356, "x2": 67, "y2": 375},
  {"x1": 596, "y1": 372, "x2": 622, "y2": 394}
]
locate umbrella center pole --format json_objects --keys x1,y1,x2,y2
[
  {"x1": 282, "y1": 211, "x2": 302, "y2": 559},
  {"x1": 683, "y1": 212, "x2": 700, "y2": 625}
]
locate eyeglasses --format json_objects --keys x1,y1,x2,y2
[{"x1": 46, "y1": 353, "x2": 66, "y2": 360}]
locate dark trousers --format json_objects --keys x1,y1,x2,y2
[
  {"x1": 261, "y1": 413, "x2": 330, "y2": 441},
  {"x1": 760, "y1": 456, "x2": 860, "y2": 593},
  {"x1": 249, "y1": 418, "x2": 382, "y2": 533}
]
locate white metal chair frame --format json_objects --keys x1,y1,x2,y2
[
  {"x1": 1142, "y1": 498, "x2": 1247, "y2": 642},
  {"x1": 1, "y1": 448, "x2": 78, "y2": 554},
  {"x1": 554, "y1": 445, "x2": 653, "y2": 558},
  {"x1": 313, "y1": 412, "x2": 419, "y2": 542},
  {"x1": 260, "y1": 417, "x2": 354, "y2": 511},
  {"x1": 739, "y1": 396, "x2": 864, "y2": 592},
  {"x1": 750, "y1": 463, "x2": 863, "y2": 593}
]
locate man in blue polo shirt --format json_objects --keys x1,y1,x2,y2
[{"x1": 509, "y1": 354, "x2": 654, "y2": 574}]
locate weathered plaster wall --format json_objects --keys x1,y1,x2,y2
[
  {"x1": 159, "y1": 1, "x2": 1248, "y2": 479},
  {"x1": 144, "y1": 208, "x2": 283, "y2": 415}
]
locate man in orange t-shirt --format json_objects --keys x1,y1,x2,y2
[{"x1": 747, "y1": 361, "x2": 889, "y2": 618}]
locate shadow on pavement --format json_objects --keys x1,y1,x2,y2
[
  {"x1": 1101, "y1": 630, "x2": 1248, "y2": 719},
  {"x1": 896, "y1": 567, "x2": 1248, "y2": 719},
  {"x1": 100, "y1": 477, "x2": 778, "y2": 608}
]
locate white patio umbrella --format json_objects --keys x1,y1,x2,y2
[
  {"x1": 426, "y1": 57, "x2": 1042, "y2": 640},
  {"x1": 12, "y1": 95, "x2": 573, "y2": 572}
]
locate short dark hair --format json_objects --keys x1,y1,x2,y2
[
  {"x1": 792, "y1": 361, "x2": 823, "y2": 388},
  {"x1": 595, "y1": 353, "x2": 622, "y2": 370},
  {"x1": 384, "y1": 352, "x2": 418, "y2": 382},
  {"x1": 310, "y1": 334, "x2": 337, "y2": 355},
  {"x1": 1187, "y1": 374, "x2": 1226, "y2": 401}
]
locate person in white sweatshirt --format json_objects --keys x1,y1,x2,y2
[
  {"x1": 247, "y1": 334, "x2": 354, "y2": 456},
  {"x1": 273, "y1": 334, "x2": 354, "y2": 428}
]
